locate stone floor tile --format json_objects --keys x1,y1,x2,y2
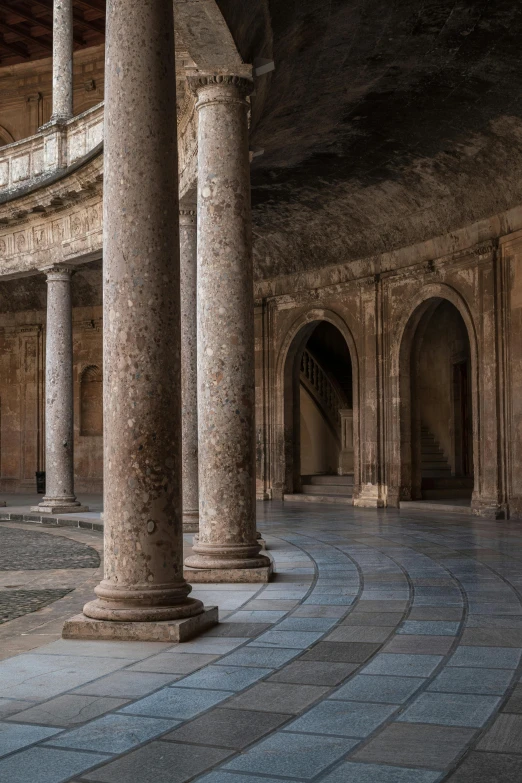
[
  {"x1": 502, "y1": 684, "x2": 522, "y2": 713},
  {"x1": 226, "y1": 681, "x2": 328, "y2": 713},
  {"x1": 0, "y1": 698, "x2": 35, "y2": 719},
  {"x1": 249, "y1": 630, "x2": 324, "y2": 648},
  {"x1": 204, "y1": 623, "x2": 272, "y2": 638},
  {"x1": 223, "y1": 731, "x2": 358, "y2": 779},
  {"x1": 342, "y1": 612, "x2": 403, "y2": 627},
  {"x1": 444, "y1": 751, "x2": 522, "y2": 782},
  {"x1": 268, "y1": 660, "x2": 356, "y2": 686},
  {"x1": 362, "y1": 653, "x2": 442, "y2": 678},
  {"x1": 120, "y1": 687, "x2": 233, "y2": 720},
  {"x1": 303, "y1": 595, "x2": 355, "y2": 606},
  {"x1": 0, "y1": 746, "x2": 110, "y2": 783},
  {"x1": 285, "y1": 700, "x2": 396, "y2": 738},
  {"x1": 355, "y1": 601, "x2": 408, "y2": 613},
  {"x1": 449, "y1": 646, "x2": 522, "y2": 669},
  {"x1": 194, "y1": 773, "x2": 287, "y2": 783},
  {"x1": 223, "y1": 611, "x2": 287, "y2": 624},
  {"x1": 476, "y1": 713, "x2": 522, "y2": 753},
  {"x1": 34, "y1": 640, "x2": 171, "y2": 659},
  {"x1": 0, "y1": 722, "x2": 61, "y2": 757},
  {"x1": 0, "y1": 654, "x2": 137, "y2": 701},
  {"x1": 466, "y1": 615, "x2": 522, "y2": 629},
  {"x1": 7, "y1": 695, "x2": 129, "y2": 727},
  {"x1": 331, "y1": 674, "x2": 425, "y2": 704},
  {"x1": 128, "y1": 652, "x2": 218, "y2": 674},
  {"x1": 325, "y1": 625, "x2": 391, "y2": 643},
  {"x1": 300, "y1": 641, "x2": 379, "y2": 663},
  {"x1": 460, "y1": 628, "x2": 522, "y2": 647},
  {"x1": 408, "y1": 608, "x2": 463, "y2": 621},
  {"x1": 397, "y1": 692, "x2": 501, "y2": 727},
  {"x1": 217, "y1": 646, "x2": 299, "y2": 668},
  {"x1": 82, "y1": 740, "x2": 232, "y2": 783},
  {"x1": 170, "y1": 665, "x2": 271, "y2": 692},
  {"x1": 383, "y1": 636, "x2": 454, "y2": 655},
  {"x1": 428, "y1": 667, "x2": 513, "y2": 695},
  {"x1": 162, "y1": 707, "x2": 290, "y2": 749},
  {"x1": 73, "y1": 671, "x2": 178, "y2": 698},
  {"x1": 170, "y1": 638, "x2": 248, "y2": 655},
  {"x1": 275, "y1": 617, "x2": 337, "y2": 632},
  {"x1": 398, "y1": 621, "x2": 460, "y2": 636},
  {"x1": 242, "y1": 599, "x2": 300, "y2": 610},
  {"x1": 320, "y1": 761, "x2": 443, "y2": 783},
  {"x1": 45, "y1": 713, "x2": 179, "y2": 754},
  {"x1": 291, "y1": 605, "x2": 347, "y2": 618},
  {"x1": 352, "y1": 723, "x2": 476, "y2": 768}
]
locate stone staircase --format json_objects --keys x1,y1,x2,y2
[
  {"x1": 300, "y1": 474, "x2": 354, "y2": 500},
  {"x1": 420, "y1": 425, "x2": 473, "y2": 499}
]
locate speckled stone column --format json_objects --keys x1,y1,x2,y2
[
  {"x1": 184, "y1": 75, "x2": 271, "y2": 580},
  {"x1": 180, "y1": 205, "x2": 200, "y2": 533},
  {"x1": 51, "y1": 0, "x2": 74, "y2": 122},
  {"x1": 33, "y1": 267, "x2": 87, "y2": 515},
  {"x1": 70, "y1": 0, "x2": 216, "y2": 640}
]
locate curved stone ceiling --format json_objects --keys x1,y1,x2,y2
[{"x1": 217, "y1": 0, "x2": 522, "y2": 279}]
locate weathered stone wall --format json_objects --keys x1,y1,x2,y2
[
  {"x1": 0, "y1": 47, "x2": 105, "y2": 145},
  {"x1": 255, "y1": 232, "x2": 521, "y2": 520},
  {"x1": 0, "y1": 305, "x2": 102, "y2": 494}
]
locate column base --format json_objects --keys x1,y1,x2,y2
[
  {"x1": 353, "y1": 483, "x2": 385, "y2": 508},
  {"x1": 183, "y1": 511, "x2": 199, "y2": 533},
  {"x1": 184, "y1": 561, "x2": 273, "y2": 584},
  {"x1": 62, "y1": 606, "x2": 218, "y2": 643},
  {"x1": 192, "y1": 533, "x2": 266, "y2": 550},
  {"x1": 31, "y1": 502, "x2": 89, "y2": 514}
]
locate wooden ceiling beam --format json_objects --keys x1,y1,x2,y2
[
  {"x1": 75, "y1": 0, "x2": 106, "y2": 14},
  {"x1": 0, "y1": 2, "x2": 85, "y2": 46},
  {"x1": 0, "y1": 20, "x2": 52, "y2": 50},
  {"x1": 29, "y1": 1, "x2": 105, "y2": 34},
  {"x1": 0, "y1": 33, "x2": 30, "y2": 58}
]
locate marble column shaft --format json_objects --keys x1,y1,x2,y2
[
  {"x1": 35, "y1": 267, "x2": 85, "y2": 514},
  {"x1": 185, "y1": 75, "x2": 269, "y2": 573},
  {"x1": 52, "y1": 0, "x2": 74, "y2": 122},
  {"x1": 180, "y1": 207, "x2": 200, "y2": 532},
  {"x1": 83, "y1": 0, "x2": 202, "y2": 623}
]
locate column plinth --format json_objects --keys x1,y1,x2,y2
[
  {"x1": 64, "y1": 0, "x2": 216, "y2": 641},
  {"x1": 32, "y1": 266, "x2": 87, "y2": 515},
  {"x1": 51, "y1": 0, "x2": 74, "y2": 123},
  {"x1": 183, "y1": 75, "x2": 271, "y2": 583},
  {"x1": 180, "y1": 206, "x2": 200, "y2": 533}
]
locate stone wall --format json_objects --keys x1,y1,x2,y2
[{"x1": 0, "y1": 305, "x2": 102, "y2": 494}]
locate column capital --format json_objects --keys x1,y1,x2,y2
[
  {"x1": 179, "y1": 205, "x2": 197, "y2": 228},
  {"x1": 188, "y1": 73, "x2": 254, "y2": 108},
  {"x1": 40, "y1": 264, "x2": 74, "y2": 282}
]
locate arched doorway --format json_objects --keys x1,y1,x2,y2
[
  {"x1": 281, "y1": 317, "x2": 357, "y2": 501},
  {"x1": 399, "y1": 298, "x2": 475, "y2": 506}
]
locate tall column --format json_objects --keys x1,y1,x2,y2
[
  {"x1": 33, "y1": 266, "x2": 87, "y2": 515},
  {"x1": 64, "y1": 0, "x2": 216, "y2": 641},
  {"x1": 185, "y1": 75, "x2": 271, "y2": 582},
  {"x1": 51, "y1": 0, "x2": 74, "y2": 122},
  {"x1": 180, "y1": 205, "x2": 199, "y2": 532}
]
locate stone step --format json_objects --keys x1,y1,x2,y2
[
  {"x1": 422, "y1": 470, "x2": 453, "y2": 478},
  {"x1": 303, "y1": 474, "x2": 354, "y2": 486},
  {"x1": 422, "y1": 488, "x2": 473, "y2": 500},
  {"x1": 301, "y1": 484, "x2": 353, "y2": 497}
]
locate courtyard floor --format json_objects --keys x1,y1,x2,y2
[{"x1": 0, "y1": 502, "x2": 521, "y2": 782}]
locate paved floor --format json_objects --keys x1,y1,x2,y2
[{"x1": 0, "y1": 502, "x2": 521, "y2": 782}]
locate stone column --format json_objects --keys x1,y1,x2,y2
[
  {"x1": 184, "y1": 75, "x2": 271, "y2": 582},
  {"x1": 64, "y1": 0, "x2": 216, "y2": 641},
  {"x1": 51, "y1": 0, "x2": 74, "y2": 122},
  {"x1": 33, "y1": 267, "x2": 87, "y2": 515},
  {"x1": 180, "y1": 205, "x2": 199, "y2": 532}
]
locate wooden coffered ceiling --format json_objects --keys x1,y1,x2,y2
[{"x1": 0, "y1": 1, "x2": 105, "y2": 65}]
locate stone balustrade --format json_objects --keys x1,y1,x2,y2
[{"x1": 0, "y1": 104, "x2": 104, "y2": 197}]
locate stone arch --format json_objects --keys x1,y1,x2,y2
[
  {"x1": 0, "y1": 125, "x2": 15, "y2": 148},
  {"x1": 389, "y1": 283, "x2": 479, "y2": 504},
  {"x1": 274, "y1": 307, "x2": 360, "y2": 497},
  {"x1": 80, "y1": 364, "x2": 103, "y2": 436}
]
